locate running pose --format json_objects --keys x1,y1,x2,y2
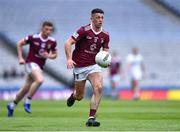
[
  {"x1": 7, "y1": 21, "x2": 57, "y2": 117},
  {"x1": 65, "y1": 8, "x2": 110, "y2": 127}
]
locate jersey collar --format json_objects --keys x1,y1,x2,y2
[
  {"x1": 39, "y1": 32, "x2": 49, "y2": 42},
  {"x1": 90, "y1": 23, "x2": 103, "y2": 35}
]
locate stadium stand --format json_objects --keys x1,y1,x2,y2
[
  {"x1": 0, "y1": 0, "x2": 180, "y2": 91},
  {"x1": 163, "y1": 0, "x2": 180, "y2": 12},
  {"x1": 0, "y1": 40, "x2": 62, "y2": 89},
  {"x1": 154, "y1": 0, "x2": 180, "y2": 18}
]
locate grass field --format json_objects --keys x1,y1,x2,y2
[{"x1": 0, "y1": 99, "x2": 180, "y2": 131}]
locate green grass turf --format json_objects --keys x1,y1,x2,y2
[{"x1": 0, "y1": 100, "x2": 180, "y2": 131}]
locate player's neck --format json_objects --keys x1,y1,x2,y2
[
  {"x1": 93, "y1": 26, "x2": 101, "y2": 32},
  {"x1": 91, "y1": 23, "x2": 102, "y2": 34},
  {"x1": 40, "y1": 32, "x2": 48, "y2": 40}
]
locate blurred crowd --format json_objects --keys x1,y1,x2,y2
[
  {"x1": 109, "y1": 47, "x2": 145, "y2": 100},
  {"x1": 1, "y1": 67, "x2": 25, "y2": 80}
]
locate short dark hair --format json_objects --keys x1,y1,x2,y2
[
  {"x1": 42, "y1": 21, "x2": 54, "y2": 28},
  {"x1": 91, "y1": 8, "x2": 104, "y2": 15}
]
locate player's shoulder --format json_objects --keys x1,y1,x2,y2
[
  {"x1": 31, "y1": 33, "x2": 39, "y2": 38},
  {"x1": 80, "y1": 24, "x2": 91, "y2": 31},
  {"x1": 48, "y1": 36, "x2": 56, "y2": 42},
  {"x1": 25, "y1": 33, "x2": 40, "y2": 40},
  {"x1": 31, "y1": 33, "x2": 56, "y2": 42},
  {"x1": 25, "y1": 34, "x2": 37, "y2": 41}
]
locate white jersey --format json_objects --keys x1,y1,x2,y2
[{"x1": 126, "y1": 53, "x2": 143, "y2": 80}]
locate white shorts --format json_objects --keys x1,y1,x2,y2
[
  {"x1": 25, "y1": 62, "x2": 41, "y2": 74},
  {"x1": 111, "y1": 74, "x2": 120, "y2": 83},
  {"x1": 73, "y1": 64, "x2": 102, "y2": 81},
  {"x1": 130, "y1": 72, "x2": 142, "y2": 81}
]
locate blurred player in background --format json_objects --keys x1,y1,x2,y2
[
  {"x1": 65, "y1": 8, "x2": 109, "y2": 127},
  {"x1": 7, "y1": 21, "x2": 57, "y2": 117},
  {"x1": 126, "y1": 47, "x2": 145, "y2": 100},
  {"x1": 109, "y1": 51, "x2": 122, "y2": 99}
]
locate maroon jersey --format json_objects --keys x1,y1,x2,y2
[
  {"x1": 71, "y1": 24, "x2": 109, "y2": 67},
  {"x1": 110, "y1": 57, "x2": 121, "y2": 76},
  {"x1": 24, "y1": 33, "x2": 57, "y2": 69}
]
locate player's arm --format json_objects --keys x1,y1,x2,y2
[
  {"x1": 103, "y1": 48, "x2": 109, "y2": 52},
  {"x1": 48, "y1": 51, "x2": 57, "y2": 60},
  {"x1": 17, "y1": 38, "x2": 28, "y2": 64},
  {"x1": 42, "y1": 41, "x2": 58, "y2": 59},
  {"x1": 64, "y1": 37, "x2": 76, "y2": 69}
]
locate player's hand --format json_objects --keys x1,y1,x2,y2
[
  {"x1": 42, "y1": 51, "x2": 49, "y2": 59},
  {"x1": 18, "y1": 58, "x2": 25, "y2": 65},
  {"x1": 67, "y1": 59, "x2": 76, "y2": 69}
]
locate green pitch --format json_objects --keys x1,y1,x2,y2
[{"x1": 0, "y1": 100, "x2": 180, "y2": 131}]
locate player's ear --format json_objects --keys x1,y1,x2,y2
[{"x1": 90, "y1": 16, "x2": 93, "y2": 21}]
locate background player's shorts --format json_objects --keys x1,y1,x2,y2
[
  {"x1": 130, "y1": 71, "x2": 142, "y2": 81},
  {"x1": 73, "y1": 64, "x2": 101, "y2": 81},
  {"x1": 111, "y1": 74, "x2": 121, "y2": 83},
  {"x1": 25, "y1": 62, "x2": 41, "y2": 74}
]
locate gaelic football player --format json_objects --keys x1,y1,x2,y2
[
  {"x1": 126, "y1": 47, "x2": 145, "y2": 100},
  {"x1": 65, "y1": 8, "x2": 110, "y2": 127},
  {"x1": 7, "y1": 21, "x2": 57, "y2": 117},
  {"x1": 109, "y1": 51, "x2": 122, "y2": 99}
]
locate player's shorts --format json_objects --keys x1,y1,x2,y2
[
  {"x1": 25, "y1": 62, "x2": 41, "y2": 74},
  {"x1": 111, "y1": 74, "x2": 120, "y2": 83},
  {"x1": 130, "y1": 71, "x2": 142, "y2": 81},
  {"x1": 73, "y1": 64, "x2": 102, "y2": 81}
]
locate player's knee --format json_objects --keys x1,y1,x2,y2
[
  {"x1": 94, "y1": 84, "x2": 103, "y2": 95},
  {"x1": 36, "y1": 78, "x2": 44, "y2": 84}
]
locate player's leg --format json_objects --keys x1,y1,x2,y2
[
  {"x1": 111, "y1": 75, "x2": 119, "y2": 99},
  {"x1": 15, "y1": 75, "x2": 34, "y2": 103},
  {"x1": 27, "y1": 69, "x2": 44, "y2": 98},
  {"x1": 67, "y1": 80, "x2": 86, "y2": 107},
  {"x1": 86, "y1": 72, "x2": 103, "y2": 127},
  {"x1": 111, "y1": 80, "x2": 117, "y2": 99},
  {"x1": 7, "y1": 75, "x2": 33, "y2": 117},
  {"x1": 132, "y1": 79, "x2": 140, "y2": 100},
  {"x1": 111, "y1": 76, "x2": 116, "y2": 91},
  {"x1": 24, "y1": 68, "x2": 44, "y2": 113}
]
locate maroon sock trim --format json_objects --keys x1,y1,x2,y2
[{"x1": 89, "y1": 109, "x2": 96, "y2": 117}]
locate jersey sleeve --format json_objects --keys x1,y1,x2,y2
[
  {"x1": 51, "y1": 41, "x2": 57, "y2": 52},
  {"x1": 24, "y1": 35, "x2": 33, "y2": 44},
  {"x1": 71, "y1": 27, "x2": 85, "y2": 42},
  {"x1": 102, "y1": 34, "x2": 110, "y2": 49}
]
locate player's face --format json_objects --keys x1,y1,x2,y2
[
  {"x1": 91, "y1": 13, "x2": 104, "y2": 28},
  {"x1": 42, "y1": 26, "x2": 53, "y2": 37},
  {"x1": 132, "y1": 48, "x2": 139, "y2": 55}
]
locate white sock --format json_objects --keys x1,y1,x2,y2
[
  {"x1": 25, "y1": 97, "x2": 31, "y2": 104},
  {"x1": 89, "y1": 116, "x2": 95, "y2": 119},
  {"x1": 9, "y1": 102, "x2": 16, "y2": 109}
]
